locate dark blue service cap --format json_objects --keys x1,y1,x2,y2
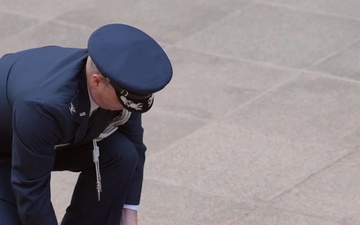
[{"x1": 88, "y1": 23, "x2": 173, "y2": 95}]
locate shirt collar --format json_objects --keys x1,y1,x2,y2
[{"x1": 88, "y1": 90, "x2": 99, "y2": 115}]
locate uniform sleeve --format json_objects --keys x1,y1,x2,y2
[
  {"x1": 118, "y1": 112, "x2": 147, "y2": 205},
  {"x1": 11, "y1": 100, "x2": 63, "y2": 225}
]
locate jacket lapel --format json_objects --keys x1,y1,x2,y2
[
  {"x1": 85, "y1": 108, "x2": 118, "y2": 141},
  {"x1": 73, "y1": 71, "x2": 91, "y2": 144}
]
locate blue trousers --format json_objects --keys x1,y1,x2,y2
[{"x1": 0, "y1": 131, "x2": 138, "y2": 225}]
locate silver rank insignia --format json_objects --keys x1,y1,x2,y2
[{"x1": 69, "y1": 102, "x2": 76, "y2": 115}]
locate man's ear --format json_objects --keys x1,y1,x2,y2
[{"x1": 91, "y1": 74, "x2": 102, "y2": 87}]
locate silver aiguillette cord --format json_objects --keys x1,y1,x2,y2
[
  {"x1": 93, "y1": 139, "x2": 102, "y2": 201},
  {"x1": 91, "y1": 109, "x2": 132, "y2": 201}
]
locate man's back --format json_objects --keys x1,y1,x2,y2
[{"x1": 2, "y1": 46, "x2": 87, "y2": 106}]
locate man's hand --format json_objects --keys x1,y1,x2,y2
[{"x1": 120, "y1": 208, "x2": 138, "y2": 225}]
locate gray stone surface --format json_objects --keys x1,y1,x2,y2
[
  {"x1": 0, "y1": 12, "x2": 38, "y2": 38},
  {"x1": 178, "y1": 2, "x2": 360, "y2": 69},
  {"x1": 145, "y1": 72, "x2": 360, "y2": 204},
  {"x1": 150, "y1": 47, "x2": 298, "y2": 120},
  {"x1": 310, "y1": 41, "x2": 360, "y2": 81},
  {"x1": 272, "y1": 151, "x2": 360, "y2": 225},
  {"x1": 2, "y1": 0, "x2": 360, "y2": 224},
  {"x1": 237, "y1": 206, "x2": 341, "y2": 225},
  {"x1": 139, "y1": 180, "x2": 255, "y2": 225},
  {"x1": 261, "y1": 0, "x2": 360, "y2": 19},
  {"x1": 55, "y1": 0, "x2": 252, "y2": 44}
]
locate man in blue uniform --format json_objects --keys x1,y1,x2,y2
[{"x1": 0, "y1": 24, "x2": 173, "y2": 225}]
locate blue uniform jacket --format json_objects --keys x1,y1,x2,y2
[{"x1": 0, "y1": 46, "x2": 146, "y2": 224}]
